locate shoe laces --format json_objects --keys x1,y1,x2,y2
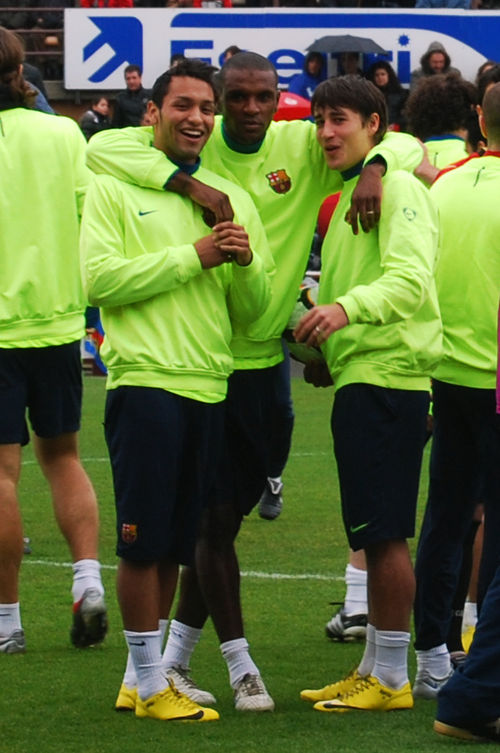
[
  {"x1": 338, "y1": 675, "x2": 375, "y2": 700},
  {"x1": 237, "y1": 673, "x2": 265, "y2": 697},
  {"x1": 166, "y1": 678, "x2": 200, "y2": 710},
  {"x1": 170, "y1": 666, "x2": 199, "y2": 691}
]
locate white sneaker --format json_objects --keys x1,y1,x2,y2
[
  {"x1": 413, "y1": 667, "x2": 454, "y2": 700},
  {"x1": 70, "y1": 587, "x2": 108, "y2": 648},
  {"x1": 165, "y1": 666, "x2": 217, "y2": 705},
  {"x1": 0, "y1": 629, "x2": 25, "y2": 654},
  {"x1": 234, "y1": 673, "x2": 275, "y2": 712}
]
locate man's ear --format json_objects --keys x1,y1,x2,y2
[
  {"x1": 273, "y1": 89, "x2": 280, "y2": 116},
  {"x1": 147, "y1": 100, "x2": 159, "y2": 125},
  {"x1": 477, "y1": 105, "x2": 488, "y2": 140},
  {"x1": 368, "y1": 112, "x2": 380, "y2": 136}
]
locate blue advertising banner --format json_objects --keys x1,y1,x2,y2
[{"x1": 64, "y1": 8, "x2": 500, "y2": 90}]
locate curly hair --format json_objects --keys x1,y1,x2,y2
[
  {"x1": 405, "y1": 73, "x2": 478, "y2": 141},
  {"x1": 0, "y1": 26, "x2": 36, "y2": 107}
]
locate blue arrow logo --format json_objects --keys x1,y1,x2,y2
[{"x1": 84, "y1": 17, "x2": 143, "y2": 83}]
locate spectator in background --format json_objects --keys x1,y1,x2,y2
[
  {"x1": 478, "y1": 64, "x2": 500, "y2": 104},
  {"x1": 475, "y1": 59, "x2": 497, "y2": 85},
  {"x1": 22, "y1": 60, "x2": 54, "y2": 113},
  {"x1": 0, "y1": 1, "x2": 31, "y2": 30},
  {"x1": 338, "y1": 52, "x2": 363, "y2": 77},
  {"x1": 112, "y1": 64, "x2": 150, "y2": 128},
  {"x1": 410, "y1": 41, "x2": 461, "y2": 91},
  {"x1": 288, "y1": 51, "x2": 326, "y2": 101},
  {"x1": 366, "y1": 60, "x2": 408, "y2": 131},
  {"x1": 79, "y1": 96, "x2": 111, "y2": 140}
]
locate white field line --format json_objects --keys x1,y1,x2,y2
[
  {"x1": 22, "y1": 558, "x2": 343, "y2": 582},
  {"x1": 21, "y1": 450, "x2": 330, "y2": 466}
]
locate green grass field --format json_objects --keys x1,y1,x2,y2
[{"x1": 2, "y1": 375, "x2": 463, "y2": 753}]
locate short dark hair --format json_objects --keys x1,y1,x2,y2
[
  {"x1": 482, "y1": 81, "x2": 500, "y2": 142},
  {"x1": 124, "y1": 64, "x2": 142, "y2": 76},
  {"x1": 219, "y1": 51, "x2": 278, "y2": 87},
  {"x1": 151, "y1": 59, "x2": 218, "y2": 107},
  {"x1": 223, "y1": 45, "x2": 242, "y2": 58},
  {"x1": 311, "y1": 75, "x2": 388, "y2": 143},
  {"x1": 91, "y1": 95, "x2": 109, "y2": 107},
  {"x1": 405, "y1": 73, "x2": 477, "y2": 141},
  {"x1": 478, "y1": 64, "x2": 500, "y2": 104}
]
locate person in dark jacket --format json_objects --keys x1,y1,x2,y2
[
  {"x1": 366, "y1": 61, "x2": 408, "y2": 131},
  {"x1": 79, "y1": 96, "x2": 111, "y2": 140},
  {"x1": 410, "y1": 41, "x2": 462, "y2": 91},
  {"x1": 112, "y1": 64, "x2": 151, "y2": 128}
]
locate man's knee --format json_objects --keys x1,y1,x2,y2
[
  {"x1": 198, "y1": 503, "x2": 242, "y2": 549},
  {"x1": 0, "y1": 444, "x2": 22, "y2": 486}
]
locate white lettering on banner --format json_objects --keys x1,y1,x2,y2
[{"x1": 64, "y1": 8, "x2": 499, "y2": 90}]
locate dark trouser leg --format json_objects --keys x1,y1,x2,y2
[
  {"x1": 438, "y1": 562, "x2": 500, "y2": 726},
  {"x1": 414, "y1": 381, "x2": 480, "y2": 650}
]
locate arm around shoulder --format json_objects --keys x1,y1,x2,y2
[{"x1": 86, "y1": 126, "x2": 176, "y2": 190}]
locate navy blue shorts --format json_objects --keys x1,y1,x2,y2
[
  {"x1": 105, "y1": 386, "x2": 224, "y2": 564},
  {"x1": 0, "y1": 341, "x2": 82, "y2": 445},
  {"x1": 214, "y1": 364, "x2": 283, "y2": 516},
  {"x1": 331, "y1": 383, "x2": 429, "y2": 550}
]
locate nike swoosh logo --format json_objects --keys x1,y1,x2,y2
[
  {"x1": 129, "y1": 641, "x2": 146, "y2": 646},
  {"x1": 350, "y1": 522, "x2": 370, "y2": 533},
  {"x1": 138, "y1": 210, "x2": 158, "y2": 216}
]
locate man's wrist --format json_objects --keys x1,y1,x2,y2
[
  {"x1": 164, "y1": 170, "x2": 192, "y2": 196},
  {"x1": 364, "y1": 155, "x2": 387, "y2": 176},
  {"x1": 235, "y1": 250, "x2": 253, "y2": 267}
]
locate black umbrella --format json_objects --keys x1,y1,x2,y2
[{"x1": 307, "y1": 35, "x2": 388, "y2": 55}]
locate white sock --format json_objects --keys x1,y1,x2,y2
[
  {"x1": 268, "y1": 476, "x2": 283, "y2": 494},
  {"x1": 462, "y1": 601, "x2": 477, "y2": 630},
  {"x1": 123, "y1": 619, "x2": 169, "y2": 689},
  {"x1": 220, "y1": 637, "x2": 260, "y2": 688},
  {"x1": 71, "y1": 559, "x2": 104, "y2": 602},
  {"x1": 344, "y1": 564, "x2": 368, "y2": 616},
  {"x1": 162, "y1": 619, "x2": 202, "y2": 671},
  {"x1": 0, "y1": 602, "x2": 22, "y2": 635},
  {"x1": 124, "y1": 629, "x2": 166, "y2": 701},
  {"x1": 416, "y1": 644, "x2": 451, "y2": 679},
  {"x1": 122, "y1": 650, "x2": 137, "y2": 689},
  {"x1": 372, "y1": 629, "x2": 410, "y2": 690},
  {"x1": 357, "y1": 623, "x2": 376, "y2": 676}
]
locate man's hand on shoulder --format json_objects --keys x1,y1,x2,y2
[
  {"x1": 166, "y1": 172, "x2": 234, "y2": 225},
  {"x1": 346, "y1": 160, "x2": 384, "y2": 235},
  {"x1": 413, "y1": 140, "x2": 439, "y2": 186}
]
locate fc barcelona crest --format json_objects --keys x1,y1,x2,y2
[
  {"x1": 121, "y1": 523, "x2": 138, "y2": 544},
  {"x1": 266, "y1": 169, "x2": 291, "y2": 194}
]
